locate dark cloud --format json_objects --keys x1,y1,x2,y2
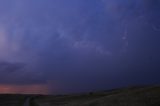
[
  {"x1": 0, "y1": 0, "x2": 159, "y2": 93},
  {"x1": 0, "y1": 61, "x2": 46, "y2": 85},
  {"x1": 0, "y1": 61, "x2": 24, "y2": 73}
]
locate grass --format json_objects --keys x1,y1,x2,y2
[
  {"x1": 30, "y1": 97, "x2": 39, "y2": 106},
  {"x1": 0, "y1": 94, "x2": 27, "y2": 106},
  {"x1": 0, "y1": 86, "x2": 159, "y2": 106},
  {"x1": 34, "y1": 86, "x2": 160, "y2": 106}
]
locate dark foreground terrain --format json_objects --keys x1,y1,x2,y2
[{"x1": 0, "y1": 86, "x2": 160, "y2": 106}]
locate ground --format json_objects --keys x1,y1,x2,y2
[
  {"x1": 34, "y1": 86, "x2": 160, "y2": 106},
  {"x1": 0, "y1": 86, "x2": 160, "y2": 106}
]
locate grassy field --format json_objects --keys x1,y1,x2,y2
[
  {"x1": 34, "y1": 86, "x2": 160, "y2": 106},
  {"x1": 0, "y1": 86, "x2": 160, "y2": 106},
  {"x1": 0, "y1": 94, "x2": 28, "y2": 106}
]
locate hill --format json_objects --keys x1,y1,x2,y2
[
  {"x1": 33, "y1": 86, "x2": 160, "y2": 106},
  {"x1": 0, "y1": 86, "x2": 160, "y2": 106}
]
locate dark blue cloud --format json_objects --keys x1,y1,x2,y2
[{"x1": 0, "y1": 0, "x2": 159, "y2": 94}]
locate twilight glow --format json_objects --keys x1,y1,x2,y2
[{"x1": 0, "y1": 84, "x2": 49, "y2": 94}]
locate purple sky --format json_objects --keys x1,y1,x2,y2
[{"x1": 0, "y1": 0, "x2": 160, "y2": 94}]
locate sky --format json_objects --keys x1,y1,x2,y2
[{"x1": 0, "y1": 0, "x2": 160, "y2": 94}]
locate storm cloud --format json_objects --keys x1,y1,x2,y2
[{"x1": 0, "y1": 0, "x2": 159, "y2": 94}]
